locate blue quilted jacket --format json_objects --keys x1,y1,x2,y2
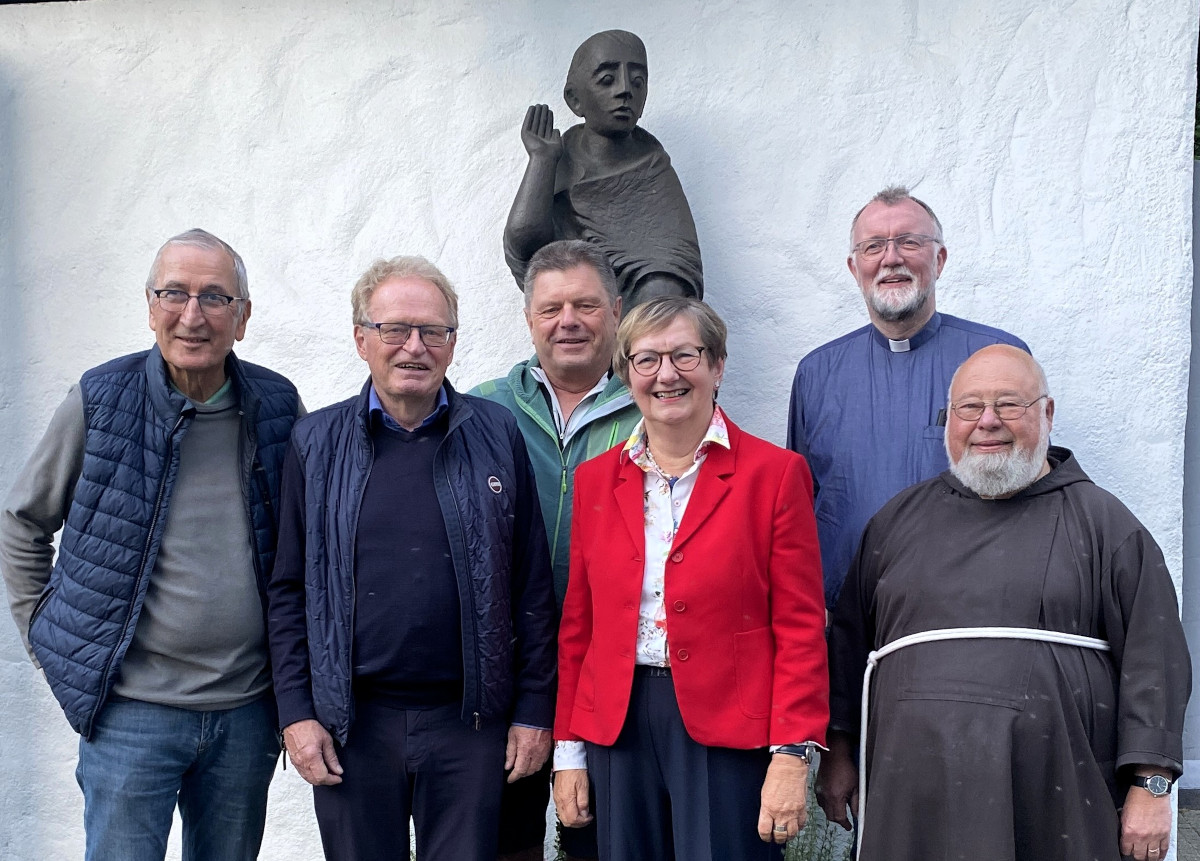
[
  {"x1": 266, "y1": 381, "x2": 557, "y2": 744},
  {"x1": 28, "y1": 347, "x2": 301, "y2": 739}
]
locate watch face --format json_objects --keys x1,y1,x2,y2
[{"x1": 1146, "y1": 775, "x2": 1170, "y2": 796}]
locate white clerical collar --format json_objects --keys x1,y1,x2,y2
[{"x1": 888, "y1": 338, "x2": 911, "y2": 353}]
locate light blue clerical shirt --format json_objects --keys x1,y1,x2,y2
[{"x1": 787, "y1": 312, "x2": 1028, "y2": 610}]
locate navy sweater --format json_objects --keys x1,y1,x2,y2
[{"x1": 352, "y1": 416, "x2": 462, "y2": 707}]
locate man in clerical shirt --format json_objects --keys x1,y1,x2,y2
[
  {"x1": 503, "y1": 30, "x2": 703, "y2": 312},
  {"x1": 472, "y1": 239, "x2": 641, "y2": 861},
  {"x1": 821, "y1": 345, "x2": 1190, "y2": 861},
  {"x1": 265, "y1": 255, "x2": 558, "y2": 860},
  {"x1": 787, "y1": 186, "x2": 1028, "y2": 613},
  {"x1": 1, "y1": 229, "x2": 302, "y2": 860}
]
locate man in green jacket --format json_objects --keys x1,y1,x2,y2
[{"x1": 472, "y1": 239, "x2": 640, "y2": 861}]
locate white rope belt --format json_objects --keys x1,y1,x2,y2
[{"x1": 854, "y1": 626, "x2": 1110, "y2": 861}]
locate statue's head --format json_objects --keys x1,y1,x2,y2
[{"x1": 564, "y1": 30, "x2": 648, "y2": 138}]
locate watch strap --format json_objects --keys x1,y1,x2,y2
[{"x1": 1131, "y1": 774, "x2": 1174, "y2": 796}]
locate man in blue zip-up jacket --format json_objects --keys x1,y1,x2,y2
[
  {"x1": 265, "y1": 255, "x2": 557, "y2": 861},
  {"x1": 0, "y1": 230, "x2": 302, "y2": 861},
  {"x1": 471, "y1": 240, "x2": 639, "y2": 861}
]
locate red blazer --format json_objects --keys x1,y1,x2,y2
[{"x1": 556, "y1": 415, "x2": 829, "y2": 750}]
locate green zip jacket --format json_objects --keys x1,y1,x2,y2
[{"x1": 471, "y1": 359, "x2": 641, "y2": 607}]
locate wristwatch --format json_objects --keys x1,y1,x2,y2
[
  {"x1": 773, "y1": 743, "x2": 817, "y2": 765},
  {"x1": 1131, "y1": 774, "x2": 1174, "y2": 797}
]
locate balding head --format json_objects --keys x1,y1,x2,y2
[
  {"x1": 945, "y1": 345, "x2": 1053, "y2": 498},
  {"x1": 948, "y1": 345, "x2": 1047, "y2": 403}
]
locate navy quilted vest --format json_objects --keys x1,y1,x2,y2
[{"x1": 29, "y1": 347, "x2": 300, "y2": 738}]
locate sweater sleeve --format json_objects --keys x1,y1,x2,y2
[{"x1": 1, "y1": 386, "x2": 86, "y2": 663}]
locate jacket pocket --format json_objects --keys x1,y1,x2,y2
[
  {"x1": 28, "y1": 585, "x2": 55, "y2": 634},
  {"x1": 733, "y1": 627, "x2": 773, "y2": 719}
]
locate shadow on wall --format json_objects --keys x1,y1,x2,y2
[
  {"x1": 0, "y1": 60, "x2": 56, "y2": 860},
  {"x1": 1182, "y1": 161, "x2": 1200, "y2": 789}
]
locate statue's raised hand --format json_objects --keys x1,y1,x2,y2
[{"x1": 521, "y1": 104, "x2": 562, "y2": 161}]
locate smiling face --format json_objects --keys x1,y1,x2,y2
[
  {"x1": 147, "y1": 243, "x2": 250, "y2": 401},
  {"x1": 627, "y1": 315, "x2": 723, "y2": 437},
  {"x1": 354, "y1": 276, "x2": 456, "y2": 424},
  {"x1": 945, "y1": 346, "x2": 1054, "y2": 497},
  {"x1": 525, "y1": 264, "x2": 620, "y2": 389},
  {"x1": 848, "y1": 198, "x2": 946, "y2": 327},
  {"x1": 564, "y1": 30, "x2": 648, "y2": 138}
]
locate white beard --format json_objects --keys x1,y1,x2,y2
[
  {"x1": 867, "y1": 266, "x2": 933, "y2": 322},
  {"x1": 947, "y1": 414, "x2": 1051, "y2": 498}
]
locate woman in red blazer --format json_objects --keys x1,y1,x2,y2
[{"x1": 552, "y1": 296, "x2": 828, "y2": 861}]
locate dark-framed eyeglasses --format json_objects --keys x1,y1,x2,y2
[
  {"x1": 362, "y1": 321, "x2": 456, "y2": 347},
  {"x1": 950, "y1": 394, "x2": 1048, "y2": 422},
  {"x1": 627, "y1": 346, "x2": 706, "y2": 376},
  {"x1": 152, "y1": 289, "x2": 242, "y2": 315},
  {"x1": 852, "y1": 233, "x2": 940, "y2": 260}
]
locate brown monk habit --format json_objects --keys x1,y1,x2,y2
[{"x1": 828, "y1": 446, "x2": 1190, "y2": 861}]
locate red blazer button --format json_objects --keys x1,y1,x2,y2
[
  {"x1": 677, "y1": 649, "x2": 689, "y2": 661},
  {"x1": 673, "y1": 601, "x2": 686, "y2": 612},
  {"x1": 671, "y1": 551, "x2": 684, "y2": 563}
]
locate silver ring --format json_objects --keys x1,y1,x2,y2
[
  {"x1": 1149, "y1": 851, "x2": 1160, "y2": 856},
  {"x1": 773, "y1": 826, "x2": 788, "y2": 833}
]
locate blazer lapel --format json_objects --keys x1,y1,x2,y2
[
  {"x1": 614, "y1": 455, "x2": 648, "y2": 556},
  {"x1": 670, "y1": 434, "x2": 736, "y2": 551}
]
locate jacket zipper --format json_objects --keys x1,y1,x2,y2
[
  {"x1": 89, "y1": 410, "x2": 187, "y2": 733},
  {"x1": 345, "y1": 423, "x2": 373, "y2": 736}
]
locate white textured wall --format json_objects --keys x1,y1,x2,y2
[{"x1": 0, "y1": 1, "x2": 1195, "y2": 858}]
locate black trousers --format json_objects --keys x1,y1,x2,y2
[
  {"x1": 498, "y1": 757, "x2": 599, "y2": 857},
  {"x1": 587, "y1": 667, "x2": 784, "y2": 861},
  {"x1": 313, "y1": 700, "x2": 507, "y2": 860}
]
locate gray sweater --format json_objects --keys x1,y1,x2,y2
[{"x1": 2, "y1": 385, "x2": 270, "y2": 710}]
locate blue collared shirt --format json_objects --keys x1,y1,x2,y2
[
  {"x1": 368, "y1": 384, "x2": 449, "y2": 431},
  {"x1": 787, "y1": 312, "x2": 1028, "y2": 609}
]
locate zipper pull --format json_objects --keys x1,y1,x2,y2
[
  {"x1": 561, "y1": 466, "x2": 567, "y2": 494},
  {"x1": 473, "y1": 712, "x2": 481, "y2": 730}
]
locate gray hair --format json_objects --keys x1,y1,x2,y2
[
  {"x1": 351, "y1": 256, "x2": 459, "y2": 328},
  {"x1": 614, "y1": 296, "x2": 727, "y2": 387},
  {"x1": 849, "y1": 186, "x2": 944, "y2": 247},
  {"x1": 522, "y1": 240, "x2": 619, "y2": 308},
  {"x1": 146, "y1": 228, "x2": 249, "y2": 304}
]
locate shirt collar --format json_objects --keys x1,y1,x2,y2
[
  {"x1": 369, "y1": 383, "x2": 449, "y2": 432},
  {"x1": 529, "y1": 366, "x2": 610, "y2": 438},
  {"x1": 169, "y1": 377, "x2": 233, "y2": 407},
  {"x1": 870, "y1": 311, "x2": 943, "y2": 352},
  {"x1": 622, "y1": 405, "x2": 730, "y2": 472}
]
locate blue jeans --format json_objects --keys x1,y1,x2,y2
[{"x1": 76, "y1": 696, "x2": 279, "y2": 861}]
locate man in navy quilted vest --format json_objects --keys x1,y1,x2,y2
[
  {"x1": 0, "y1": 229, "x2": 303, "y2": 861},
  {"x1": 264, "y1": 255, "x2": 557, "y2": 860}
]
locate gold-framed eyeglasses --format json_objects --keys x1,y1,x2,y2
[
  {"x1": 852, "y1": 233, "x2": 940, "y2": 260},
  {"x1": 363, "y1": 321, "x2": 456, "y2": 347},
  {"x1": 950, "y1": 395, "x2": 1048, "y2": 422},
  {"x1": 627, "y1": 347, "x2": 705, "y2": 376}
]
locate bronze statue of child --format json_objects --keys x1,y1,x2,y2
[{"x1": 504, "y1": 30, "x2": 704, "y2": 312}]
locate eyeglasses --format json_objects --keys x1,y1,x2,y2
[
  {"x1": 852, "y1": 233, "x2": 940, "y2": 260},
  {"x1": 362, "y1": 321, "x2": 456, "y2": 347},
  {"x1": 627, "y1": 347, "x2": 705, "y2": 376},
  {"x1": 950, "y1": 395, "x2": 1048, "y2": 422},
  {"x1": 152, "y1": 289, "x2": 243, "y2": 315}
]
